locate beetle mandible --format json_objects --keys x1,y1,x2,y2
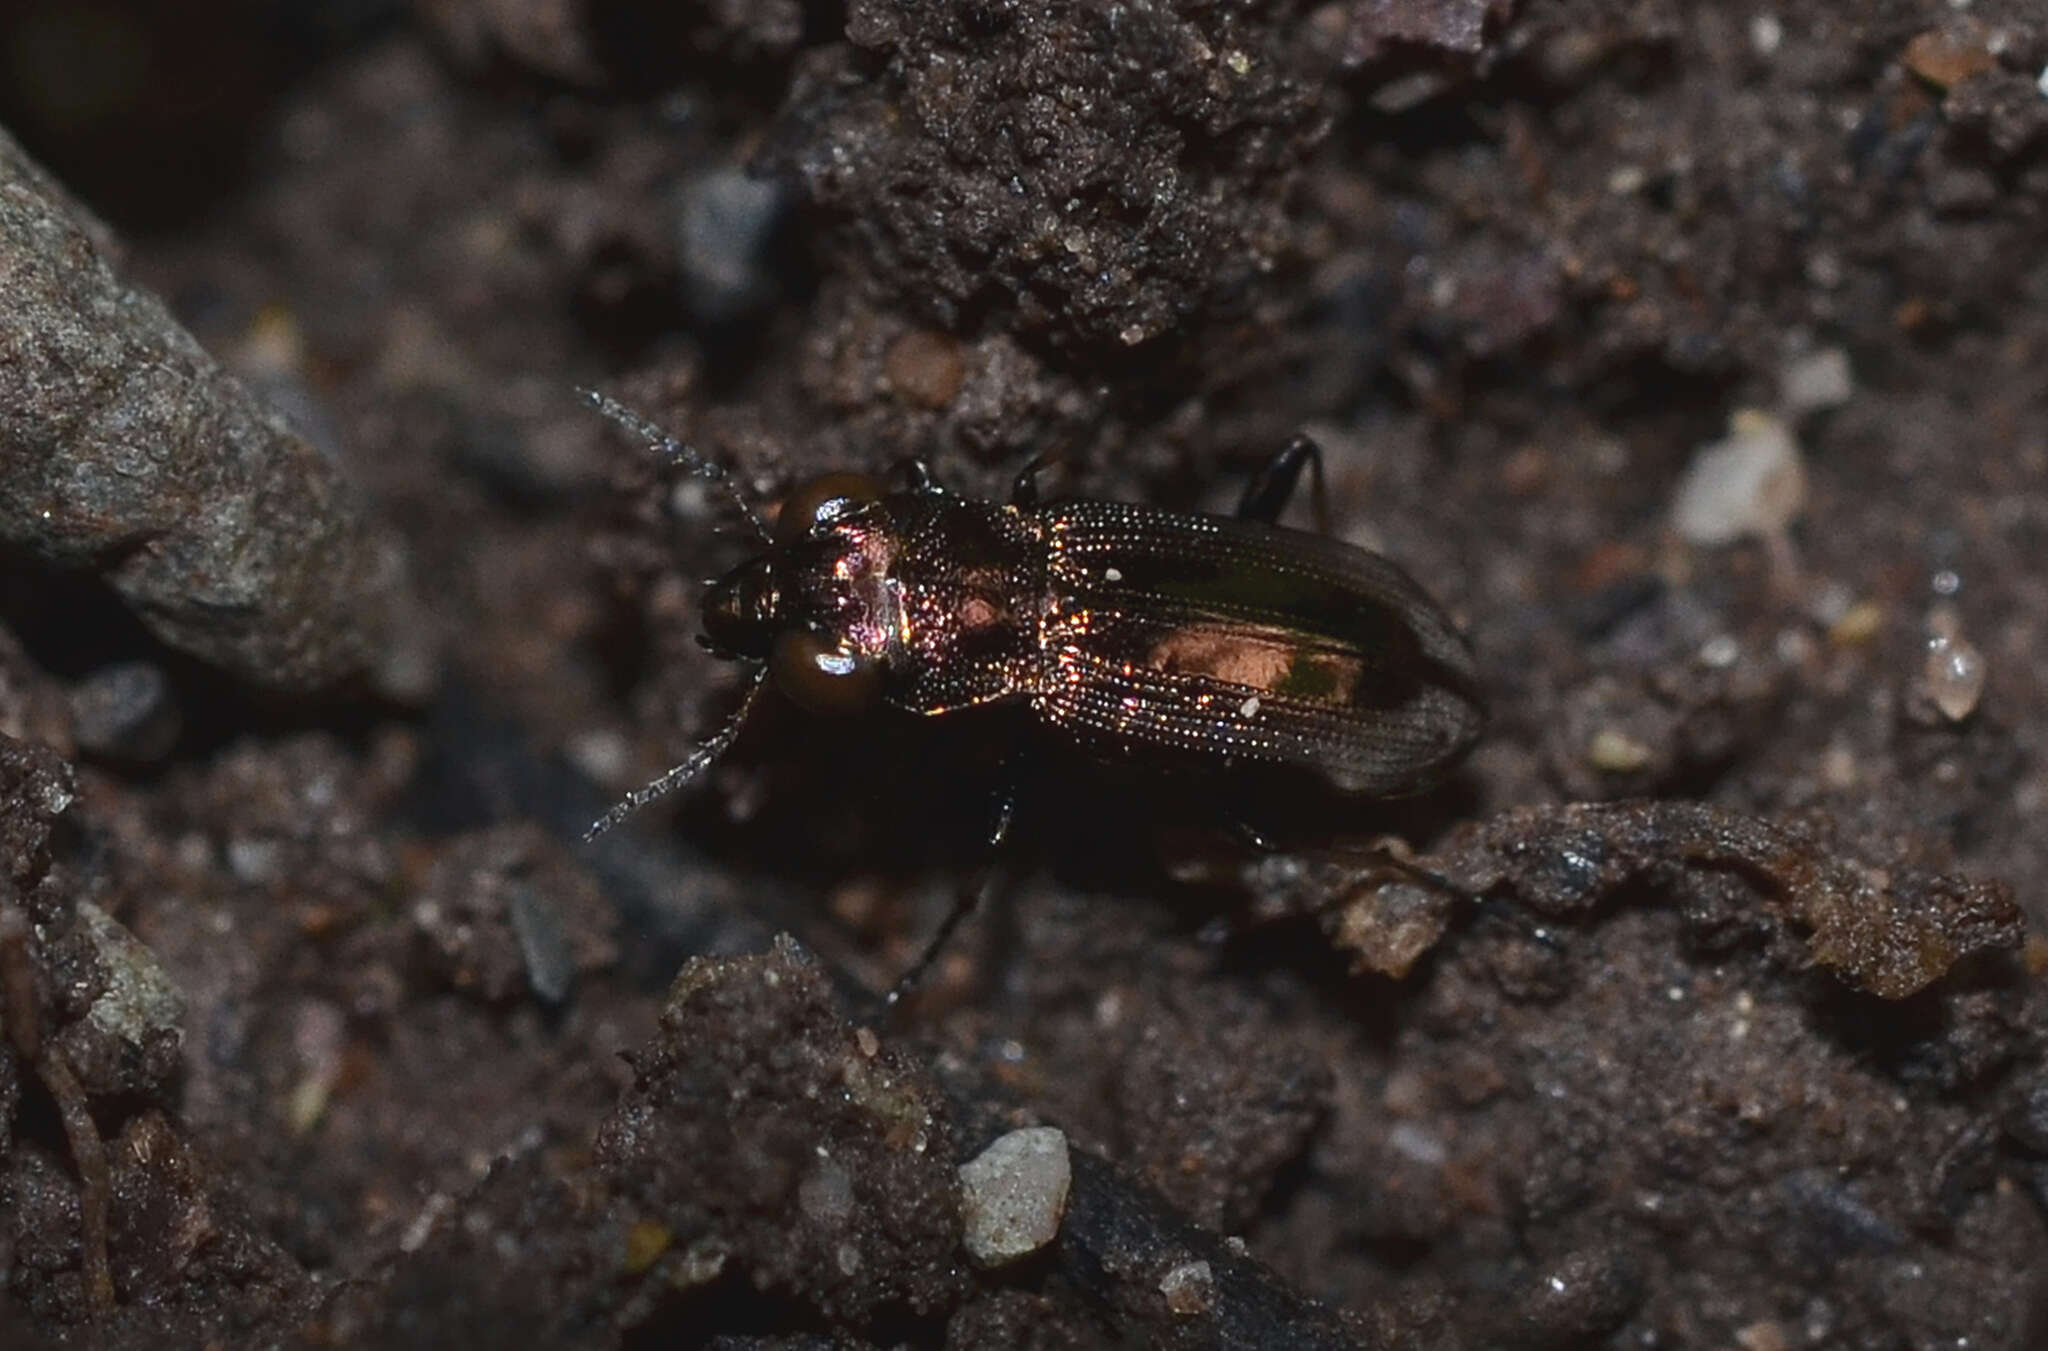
[{"x1": 582, "y1": 392, "x2": 1486, "y2": 985}]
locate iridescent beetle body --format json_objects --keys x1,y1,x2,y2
[
  {"x1": 582, "y1": 392, "x2": 1485, "y2": 899},
  {"x1": 702, "y1": 476, "x2": 1485, "y2": 796},
  {"x1": 582, "y1": 392, "x2": 1487, "y2": 998}
]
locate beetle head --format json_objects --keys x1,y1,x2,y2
[{"x1": 701, "y1": 557, "x2": 781, "y2": 660}]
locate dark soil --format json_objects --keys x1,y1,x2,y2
[{"x1": 2, "y1": 1, "x2": 2047, "y2": 1347}]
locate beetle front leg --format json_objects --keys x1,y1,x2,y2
[{"x1": 1236, "y1": 433, "x2": 1329, "y2": 530}]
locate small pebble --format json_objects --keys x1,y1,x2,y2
[
  {"x1": 399, "y1": 1193, "x2": 452, "y2": 1254},
  {"x1": 1821, "y1": 743, "x2": 1859, "y2": 790},
  {"x1": 882, "y1": 330, "x2": 967, "y2": 409},
  {"x1": 1735, "y1": 1320, "x2": 1792, "y2": 1351},
  {"x1": 227, "y1": 837, "x2": 284, "y2": 883},
  {"x1": 1827, "y1": 600, "x2": 1884, "y2": 648},
  {"x1": 1780, "y1": 347, "x2": 1853, "y2": 414},
  {"x1": 622, "y1": 1219, "x2": 671, "y2": 1274},
  {"x1": 1587, "y1": 727, "x2": 1655, "y2": 773},
  {"x1": 675, "y1": 1237, "x2": 729, "y2": 1287},
  {"x1": 673, "y1": 167, "x2": 787, "y2": 325},
  {"x1": 286, "y1": 998, "x2": 346, "y2": 1136},
  {"x1": 958, "y1": 1126, "x2": 1071, "y2": 1267},
  {"x1": 77, "y1": 901, "x2": 187, "y2": 1049},
  {"x1": 1697, "y1": 634, "x2": 1740, "y2": 668},
  {"x1": 1902, "y1": 28, "x2": 1997, "y2": 89},
  {"x1": 507, "y1": 883, "x2": 577, "y2": 1003},
  {"x1": 1159, "y1": 1259, "x2": 1214, "y2": 1315},
  {"x1": 68, "y1": 661, "x2": 179, "y2": 762},
  {"x1": 1672, "y1": 409, "x2": 1807, "y2": 546},
  {"x1": 1922, "y1": 624, "x2": 1986, "y2": 721}
]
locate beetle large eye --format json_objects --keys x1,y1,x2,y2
[
  {"x1": 775, "y1": 473, "x2": 881, "y2": 546},
  {"x1": 772, "y1": 629, "x2": 882, "y2": 715}
]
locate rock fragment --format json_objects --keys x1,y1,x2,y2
[
  {"x1": 958, "y1": 1126, "x2": 1072, "y2": 1267},
  {"x1": 0, "y1": 128, "x2": 422, "y2": 694},
  {"x1": 1671, "y1": 409, "x2": 1807, "y2": 547}
]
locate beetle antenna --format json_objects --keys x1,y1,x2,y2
[
  {"x1": 583, "y1": 666, "x2": 770, "y2": 842},
  {"x1": 582, "y1": 389, "x2": 771, "y2": 543}
]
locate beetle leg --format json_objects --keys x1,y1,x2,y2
[
  {"x1": 1225, "y1": 815, "x2": 1275, "y2": 853},
  {"x1": 893, "y1": 458, "x2": 940, "y2": 494},
  {"x1": 1009, "y1": 451, "x2": 1060, "y2": 508},
  {"x1": 885, "y1": 772, "x2": 1018, "y2": 1010},
  {"x1": 1236, "y1": 433, "x2": 1329, "y2": 531}
]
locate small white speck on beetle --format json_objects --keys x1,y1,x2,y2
[
  {"x1": 1239, "y1": 695, "x2": 1261, "y2": 718},
  {"x1": 1103, "y1": 566, "x2": 1123, "y2": 583}
]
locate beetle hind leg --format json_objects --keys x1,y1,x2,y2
[
  {"x1": 1236, "y1": 433, "x2": 1329, "y2": 530},
  {"x1": 1008, "y1": 451, "x2": 1060, "y2": 509}
]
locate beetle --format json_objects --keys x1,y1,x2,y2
[{"x1": 582, "y1": 392, "x2": 1486, "y2": 986}]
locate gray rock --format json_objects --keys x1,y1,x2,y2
[{"x1": 958, "y1": 1126, "x2": 1070, "y2": 1267}]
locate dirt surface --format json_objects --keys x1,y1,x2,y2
[{"x1": 2, "y1": 1, "x2": 2047, "y2": 1347}]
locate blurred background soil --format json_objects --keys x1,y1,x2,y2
[{"x1": 1, "y1": 1, "x2": 2047, "y2": 1347}]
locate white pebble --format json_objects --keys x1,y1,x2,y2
[
  {"x1": 958, "y1": 1127, "x2": 1071, "y2": 1267},
  {"x1": 1924, "y1": 630, "x2": 1987, "y2": 721},
  {"x1": 1698, "y1": 634, "x2": 1741, "y2": 668},
  {"x1": 1671, "y1": 409, "x2": 1807, "y2": 546},
  {"x1": 1781, "y1": 347, "x2": 1853, "y2": 414},
  {"x1": 226, "y1": 837, "x2": 284, "y2": 883}
]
